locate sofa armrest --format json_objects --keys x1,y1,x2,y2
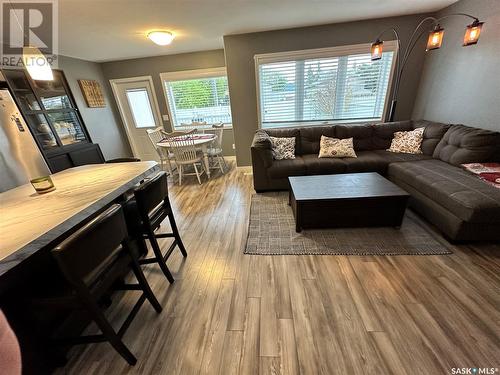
[{"x1": 251, "y1": 130, "x2": 273, "y2": 168}]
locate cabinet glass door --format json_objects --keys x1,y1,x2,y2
[
  {"x1": 46, "y1": 111, "x2": 86, "y2": 145},
  {"x1": 24, "y1": 113, "x2": 58, "y2": 149}
]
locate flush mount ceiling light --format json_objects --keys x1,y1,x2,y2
[{"x1": 147, "y1": 31, "x2": 175, "y2": 46}]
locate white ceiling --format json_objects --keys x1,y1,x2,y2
[{"x1": 58, "y1": 0, "x2": 458, "y2": 62}]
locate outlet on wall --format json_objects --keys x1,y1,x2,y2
[
  {"x1": 162, "y1": 114, "x2": 169, "y2": 122},
  {"x1": 232, "y1": 144, "x2": 236, "y2": 150}
]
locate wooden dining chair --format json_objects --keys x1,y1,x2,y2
[
  {"x1": 163, "y1": 129, "x2": 206, "y2": 185},
  {"x1": 206, "y1": 123, "x2": 227, "y2": 174},
  {"x1": 126, "y1": 171, "x2": 188, "y2": 284},
  {"x1": 35, "y1": 204, "x2": 162, "y2": 366},
  {"x1": 146, "y1": 127, "x2": 175, "y2": 176}
]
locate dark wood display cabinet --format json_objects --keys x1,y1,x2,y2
[{"x1": 1, "y1": 69, "x2": 104, "y2": 172}]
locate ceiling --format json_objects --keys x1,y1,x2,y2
[{"x1": 58, "y1": 0, "x2": 458, "y2": 62}]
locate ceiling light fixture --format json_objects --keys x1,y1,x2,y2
[
  {"x1": 147, "y1": 31, "x2": 175, "y2": 46},
  {"x1": 23, "y1": 46, "x2": 54, "y2": 81}
]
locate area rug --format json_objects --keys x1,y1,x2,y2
[{"x1": 245, "y1": 192, "x2": 452, "y2": 256}]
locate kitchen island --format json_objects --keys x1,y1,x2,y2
[{"x1": 0, "y1": 161, "x2": 159, "y2": 374}]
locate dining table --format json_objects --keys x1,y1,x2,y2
[{"x1": 156, "y1": 133, "x2": 216, "y2": 178}]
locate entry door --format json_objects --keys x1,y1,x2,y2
[{"x1": 111, "y1": 77, "x2": 162, "y2": 161}]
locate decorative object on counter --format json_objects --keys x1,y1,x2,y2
[
  {"x1": 30, "y1": 176, "x2": 56, "y2": 194},
  {"x1": 78, "y1": 79, "x2": 106, "y2": 108}
]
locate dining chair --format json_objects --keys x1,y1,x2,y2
[
  {"x1": 206, "y1": 123, "x2": 227, "y2": 174},
  {"x1": 146, "y1": 127, "x2": 175, "y2": 176},
  {"x1": 123, "y1": 171, "x2": 187, "y2": 284},
  {"x1": 35, "y1": 204, "x2": 162, "y2": 365},
  {"x1": 163, "y1": 129, "x2": 206, "y2": 185}
]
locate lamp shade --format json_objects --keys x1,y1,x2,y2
[
  {"x1": 463, "y1": 20, "x2": 483, "y2": 46},
  {"x1": 23, "y1": 46, "x2": 53, "y2": 81},
  {"x1": 426, "y1": 25, "x2": 444, "y2": 51},
  {"x1": 370, "y1": 40, "x2": 383, "y2": 60}
]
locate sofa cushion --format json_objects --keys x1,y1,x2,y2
[
  {"x1": 343, "y1": 151, "x2": 388, "y2": 173},
  {"x1": 433, "y1": 124, "x2": 500, "y2": 166},
  {"x1": 372, "y1": 150, "x2": 432, "y2": 163},
  {"x1": 336, "y1": 124, "x2": 374, "y2": 151},
  {"x1": 388, "y1": 159, "x2": 500, "y2": 223},
  {"x1": 413, "y1": 120, "x2": 450, "y2": 156},
  {"x1": 302, "y1": 154, "x2": 346, "y2": 175},
  {"x1": 267, "y1": 157, "x2": 306, "y2": 179},
  {"x1": 372, "y1": 121, "x2": 413, "y2": 150},
  {"x1": 299, "y1": 126, "x2": 335, "y2": 155},
  {"x1": 265, "y1": 128, "x2": 301, "y2": 155}
]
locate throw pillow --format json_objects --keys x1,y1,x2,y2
[
  {"x1": 270, "y1": 136, "x2": 295, "y2": 160},
  {"x1": 318, "y1": 136, "x2": 357, "y2": 158},
  {"x1": 387, "y1": 127, "x2": 424, "y2": 154}
]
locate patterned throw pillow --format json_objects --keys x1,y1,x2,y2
[
  {"x1": 270, "y1": 136, "x2": 296, "y2": 160},
  {"x1": 387, "y1": 127, "x2": 424, "y2": 154},
  {"x1": 318, "y1": 136, "x2": 357, "y2": 158}
]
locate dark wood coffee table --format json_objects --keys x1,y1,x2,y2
[{"x1": 288, "y1": 173, "x2": 410, "y2": 232}]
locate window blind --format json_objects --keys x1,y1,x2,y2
[
  {"x1": 257, "y1": 49, "x2": 394, "y2": 128},
  {"x1": 164, "y1": 75, "x2": 232, "y2": 129}
]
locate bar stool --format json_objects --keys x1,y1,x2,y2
[
  {"x1": 125, "y1": 171, "x2": 187, "y2": 284},
  {"x1": 34, "y1": 204, "x2": 162, "y2": 365}
]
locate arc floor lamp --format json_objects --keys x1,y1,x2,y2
[{"x1": 371, "y1": 13, "x2": 484, "y2": 121}]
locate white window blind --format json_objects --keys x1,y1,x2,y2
[
  {"x1": 256, "y1": 44, "x2": 395, "y2": 128},
  {"x1": 161, "y1": 68, "x2": 232, "y2": 129}
]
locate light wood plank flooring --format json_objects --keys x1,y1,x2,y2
[{"x1": 58, "y1": 161, "x2": 500, "y2": 375}]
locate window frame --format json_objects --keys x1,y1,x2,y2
[
  {"x1": 159, "y1": 67, "x2": 233, "y2": 130},
  {"x1": 254, "y1": 41, "x2": 398, "y2": 128}
]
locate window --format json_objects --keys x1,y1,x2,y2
[
  {"x1": 125, "y1": 88, "x2": 156, "y2": 128},
  {"x1": 160, "y1": 67, "x2": 232, "y2": 130},
  {"x1": 255, "y1": 42, "x2": 396, "y2": 128}
]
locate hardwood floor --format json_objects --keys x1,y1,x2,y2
[{"x1": 57, "y1": 161, "x2": 500, "y2": 375}]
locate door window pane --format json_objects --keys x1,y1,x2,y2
[{"x1": 126, "y1": 89, "x2": 156, "y2": 128}]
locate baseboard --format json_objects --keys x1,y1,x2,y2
[{"x1": 225, "y1": 156, "x2": 253, "y2": 175}]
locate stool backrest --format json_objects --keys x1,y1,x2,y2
[
  {"x1": 134, "y1": 171, "x2": 169, "y2": 228},
  {"x1": 51, "y1": 204, "x2": 128, "y2": 286}
]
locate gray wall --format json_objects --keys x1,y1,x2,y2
[
  {"x1": 412, "y1": 0, "x2": 500, "y2": 132},
  {"x1": 224, "y1": 14, "x2": 431, "y2": 166},
  {"x1": 100, "y1": 49, "x2": 235, "y2": 157},
  {"x1": 58, "y1": 55, "x2": 132, "y2": 159}
]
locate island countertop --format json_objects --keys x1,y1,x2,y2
[{"x1": 0, "y1": 161, "x2": 159, "y2": 278}]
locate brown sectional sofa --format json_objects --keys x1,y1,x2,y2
[{"x1": 250, "y1": 120, "x2": 500, "y2": 241}]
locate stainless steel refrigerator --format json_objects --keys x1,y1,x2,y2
[{"x1": 0, "y1": 87, "x2": 51, "y2": 192}]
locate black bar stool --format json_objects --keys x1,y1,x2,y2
[
  {"x1": 125, "y1": 171, "x2": 187, "y2": 284},
  {"x1": 35, "y1": 204, "x2": 162, "y2": 365}
]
